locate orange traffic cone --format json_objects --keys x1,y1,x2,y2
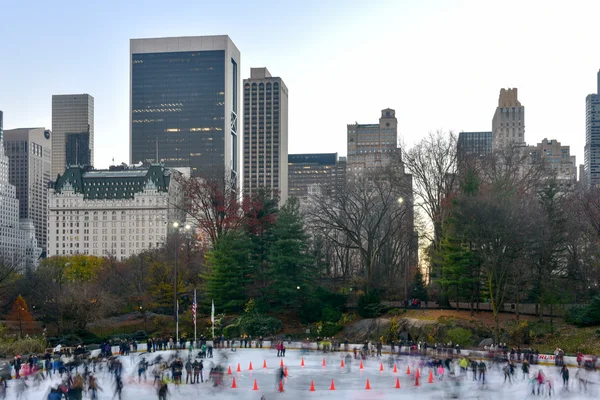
[
  {"x1": 429, "y1": 369, "x2": 434, "y2": 383},
  {"x1": 236, "y1": 363, "x2": 241, "y2": 372},
  {"x1": 395, "y1": 377, "x2": 401, "y2": 389},
  {"x1": 416, "y1": 368, "x2": 421, "y2": 379},
  {"x1": 252, "y1": 379, "x2": 259, "y2": 390},
  {"x1": 322, "y1": 358, "x2": 326, "y2": 367},
  {"x1": 263, "y1": 360, "x2": 267, "y2": 368},
  {"x1": 365, "y1": 379, "x2": 371, "y2": 390},
  {"x1": 249, "y1": 362, "x2": 253, "y2": 371},
  {"x1": 227, "y1": 365, "x2": 232, "y2": 375},
  {"x1": 415, "y1": 374, "x2": 420, "y2": 386},
  {"x1": 359, "y1": 360, "x2": 364, "y2": 370},
  {"x1": 341, "y1": 358, "x2": 345, "y2": 368},
  {"x1": 284, "y1": 367, "x2": 288, "y2": 377},
  {"x1": 393, "y1": 363, "x2": 398, "y2": 373},
  {"x1": 330, "y1": 379, "x2": 336, "y2": 390},
  {"x1": 309, "y1": 380, "x2": 315, "y2": 391},
  {"x1": 301, "y1": 358, "x2": 305, "y2": 367},
  {"x1": 278, "y1": 380, "x2": 284, "y2": 392},
  {"x1": 379, "y1": 362, "x2": 384, "y2": 372},
  {"x1": 231, "y1": 377, "x2": 237, "y2": 388},
  {"x1": 406, "y1": 365, "x2": 411, "y2": 374}
]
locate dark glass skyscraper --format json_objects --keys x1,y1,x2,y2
[{"x1": 130, "y1": 36, "x2": 241, "y2": 183}]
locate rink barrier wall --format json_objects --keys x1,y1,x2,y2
[{"x1": 91, "y1": 341, "x2": 582, "y2": 368}]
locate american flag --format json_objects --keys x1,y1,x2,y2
[{"x1": 192, "y1": 290, "x2": 197, "y2": 325}]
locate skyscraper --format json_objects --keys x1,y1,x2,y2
[
  {"x1": 347, "y1": 109, "x2": 398, "y2": 175},
  {"x1": 130, "y1": 35, "x2": 241, "y2": 185},
  {"x1": 0, "y1": 111, "x2": 42, "y2": 269},
  {"x1": 491, "y1": 88, "x2": 525, "y2": 150},
  {"x1": 243, "y1": 67, "x2": 288, "y2": 204},
  {"x1": 457, "y1": 131, "x2": 492, "y2": 164},
  {"x1": 51, "y1": 94, "x2": 94, "y2": 178},
  {"x1": 527, "y1": 138, "x2": 577, "y2": 190},
  {"x1": 288, "y1": 153, "x2": 345, "y2": 205},
  {"x1": 3, "y1": 128, "x2": 52, "y2": 254},
  {"x1": 584, "y1": 70, "x2": 600, "y2": 187}
]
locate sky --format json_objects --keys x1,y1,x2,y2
[{"x1": 1, "y1": 0, "x2": 600, "y2": 170}]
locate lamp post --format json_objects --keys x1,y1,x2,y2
[{"x1": 172, "y1": 221, "x2": 191, "y2": 344}]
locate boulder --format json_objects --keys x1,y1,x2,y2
[
  {"x1": 396, "y1": 318, "x2": 440, "y2": 342},
  {"x1": 342, "y1": 318, "x2": 390, "y2": 342},
  {"x1": 479, "y1": 338, "x2": 494, "y2": 348}
]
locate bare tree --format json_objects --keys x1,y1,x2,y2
[
  {"x1": 308, "y1": 165, "x2": 413, "y2": 292},
  {"x1": 401, "y1": 131, "x2": 457, "y2": 286}
]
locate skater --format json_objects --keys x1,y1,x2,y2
[
  {"x1": 503, "y1": 362, "x2": 512, "y2": 384},
  {"x1": 88, "y1": 374, "x2": 101, "y2": 400},
  {"x1": 560, "y1": 365, "x2": 569, "y2": 390},
  {"x1": 158, "y1": 381, "x2": 169, "y2": 400},
  {"x1": 478, "y1": 360, "x2": 487, "y2": 383},
  {"x1": 113, "y1": 376, "x2": 123, "y2": 400},
  {"x1": 185, "y1": 359, "x2": 192, "y2": 384},
  {"x1": 277, "y1": 366, "x2": 285, "y2": 392},
  {"x1": 522, "y1": 359, "x2": 530, "y2": 380}
]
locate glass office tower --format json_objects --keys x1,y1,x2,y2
[{"x1": 130, "y1": 36, "x2": 241, "y2": 183}]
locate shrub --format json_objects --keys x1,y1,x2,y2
[
  {"x1": 445, "y1": 327, "x2": 473, "y2": 347},
  {"x1": 320, "y1": 321, "x2": 342, "y2": 337},
  {"x1": 238, "y1": 314, "x2": 282, "y2": 337},
  {"x1": 357, "y1": 291, "x2": 383, "y2": 318},
  {"x1": 565, "y1": 296, "x2": 600, "y2": 327},
  {"x1": 223, "y1": 324, "x2": 241, "y2": 338},
  {"x1": 322, "y1": 306, "x2": 342, "y2": 323},
  {"x1": 0, "y1": 336, "x2": 46, "y2": 357}
]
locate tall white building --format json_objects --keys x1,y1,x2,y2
[
  {"x1": 0, "y1": 111, "x2": 42, "y2": 269},
  {"x1": 3, "y1": 128, "x2": 52, "y2": 254},
  {"x1": 48, "y1": 164, "x2": 183, "y2": 260},
  {"x1": 492, "y1": 88, "x2": 525, "y2": 150},
  {"x1": 52, "y1": 94, "x2": 94, "y2": 179},
  {"x1": 243, "y1": 67, "x2": 289, "y2": 205}
]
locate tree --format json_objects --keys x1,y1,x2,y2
[
  {"x1": 178, "y1": 175, "x2": 242, "y2": 246},
  {"x1": 7, "y1": 295, "x2": 33, "y2": 338},
  {"x1": 267, "y1": 197, "x2": 315, "y2": 311},
  {"x1": 401, "y1": 131, "x2": 457, "y2": 302},
  {"x1": 309, "y1": 167, "x2": 412, "y2": 293},
  {"x1": 204, "y1": 231, "x2": 252, "y2": 313},
  {"x1": 410, "y1": 269, "x2": 429, "y2": 302}
]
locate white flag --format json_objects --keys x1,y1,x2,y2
[{"x1": 211, "y1": 299, "x2": 215, "y2": 324}]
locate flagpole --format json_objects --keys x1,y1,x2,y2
[
  {"x1": 194, "y1": 289, "x2": 197, "y2": 344},
  {"x1": 211, "y1": 299, "x2": 215, "y2": 341}
]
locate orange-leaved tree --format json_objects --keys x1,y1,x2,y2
[{"x1": 7, "y1": 295, "x2": 34, "y2": 337}]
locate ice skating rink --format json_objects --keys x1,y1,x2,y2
[{"x1": 3, "y1": 348, "x2": 599, "y2": 399}]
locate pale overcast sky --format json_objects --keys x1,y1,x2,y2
[{"x1": 1, "y1": 0, "x2": 599, "y2": 170}]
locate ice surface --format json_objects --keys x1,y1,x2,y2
[{"x1": 3, "y1": 348, "x2": 599, "y2": 399}]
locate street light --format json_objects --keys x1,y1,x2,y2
[{"x1": 172, "y1": 221, "x2": 191, "y2": 344}]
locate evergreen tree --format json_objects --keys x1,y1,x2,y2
[
  {"x1": 267, "y1": 197, "x2": 315, "y2": 310},
  {"x1": 410, "y1": 269, "x2": 429, "y2": 302},
  {"x1": 204, "y1": 231, "x2": 252, "y2": 313}
]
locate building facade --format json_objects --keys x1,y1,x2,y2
[
  {"x1": 243, "y1": 67, "x2": 288, "y2": 205},
  {"x1": 584, "y1": 70, "x2": 600, "y2": 188},
  {"x1": 347, "y1": 109, "x2": 398, "y2": 175},
  {"x1": 130, "y1": 35, "x2": 241, "y2": 185},
  {"x1": 3, "y1": 128, "x2": 52, "y2": 254},
  {"x1": 0, "y1": 111, "x2": 42, "y2": 269},
  {"x1": 48, "y1": 164, "x2": 183, "y2": 260},
  {"x1": 288, "y1": 153, "x2": 345, "y2": 205},
  {"x1": 528, "y1": 138, "x2": 577, "y2": 189},
  {"x1": 492, "y1": 88, "x2": 525, "y2": 150},
  {"x1": 51, "y1": 94, "x2": 94, "y2": 178},
  {"x1": 457, "y1": 131, "x2": 492, "y2": 162}
]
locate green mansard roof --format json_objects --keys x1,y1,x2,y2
[{"x1": 53, "y1": 164, "x2": 174, "y2": 200}]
